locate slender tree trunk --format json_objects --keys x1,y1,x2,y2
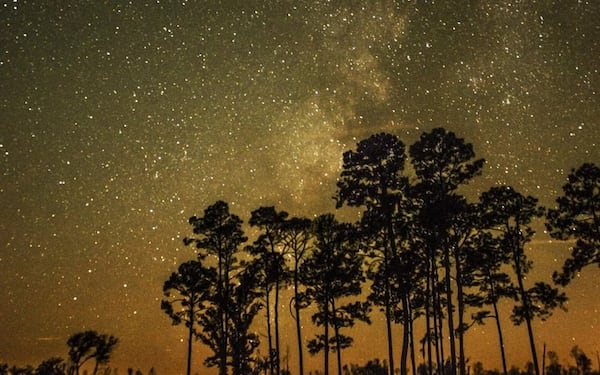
[
  {"x1": 435, "y1": 301, "x2": 444, "y2": 375},
  {"x1": 187, "y1": 302, "x2": 194, "y2": 375},
  {"x1": 400, "y1": 294, "x2": 410, "y2": 375},
  {"x1": 324, "y1": 298, "x2": 330, "y2": 375},
  {"x1": 520, "y1": 280, "x2": 540, "y2": 375},
  {"x1": 384, "y1": 196, "x2": 396, "y2": 375},
  {"x1": 218, "y1": 252, "x2": 228, "y2": 375},
  {"x1": 433, "y1": 263, "x2": 444, "y2": 375},
  {"x1": 409, "y1": 308, "x2": 417, "y2": 375},
  {"x1": 266, "y1": 287, "x2": 274, "y2": 375},
  {"x1": 275, "y1": 277, "x2": 281, "y2": 375},
  {"x1": 425, "y1": 269, "x2": 433, "y2": 375},
  {"x1": 408, "y1": 300, "x2": 417, "y2": 375},
  {"x1": 444, "y1": 246, "x2": 456, "y2": 374},
  {"x1": 232, "y1": 326, "x2": 242, "y2": 375},
  {"x1": 455, "y1": 247, "x2": 466, "y2": 375},
  {"x1": 524, "y1": 316, "x2": 539, "y2": 375},
  {"x1": 513, "y1": 238, "x2": 540, "y2": 375},
  {"x1": 425, "y1": 252, "x2": 434, "y2": 375},
  {"x1": 225, "y1": 261, "x2": 232, "y2": 375},
  {"x1": 542, "y1": 343, "x2": 546, "y2": 375},
  {"x1": 443, "y1": 244, "x2": 457, "y2": 375},
  {"x1": 294, "y1": 263, "x2": 305, "y2": 375},
  {"x1": 492, "y1": 295, "x2": 508, "y2": 375},
  {"x1": 332, "y1": 299, "x2": 343, "y2": 375},
  {"x1": 385, "y1": 269, "x2": 395, "y2": 375}
]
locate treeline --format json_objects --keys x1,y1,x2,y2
[
  {"x1": 0, "y1": 330, "x2": 129, "y2": 375},
  {"x1": 161, "y1": 128, "x2": 600, "y2": 375},
  {"x1": 0, "y1": 362, "x2": 155, "y2": 375}
]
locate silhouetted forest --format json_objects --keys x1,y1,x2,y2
[
  {"x1": 5, "y1": 129, "x2": 598, "y2": 375},
  {"x1": 160, "y1": 129, "x2": 599, "y2": 375}
]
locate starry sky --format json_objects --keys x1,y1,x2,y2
[{"x1": 0, "y1": 1, "x2": 598, "y2": 374}]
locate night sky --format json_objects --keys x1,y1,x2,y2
[{"x1": 0, "y1": 1, "x2": 598, "y2": 374}]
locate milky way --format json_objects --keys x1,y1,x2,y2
[{"x1": 0, "y1": 1, "x2": 598, "y2": 374}]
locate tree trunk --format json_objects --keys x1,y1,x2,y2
[
  {"x1": 523, "y1": 297, "x2": 540, "y2": 375},
  {"x1": 324, "y1": 299, "x2": 330, "y2": 375},
  {"x1": 433, "y1": 263, "x2": 444, "y2": 375},
  {"x1": 513, "y1": 236, "x2": 540, "y2": 375},
  {"x1": 218, "y1": 252, "x2": 228, "y2": 375},
  {"x1": 400, "y1": 294, "x2": 410, "y2": 375},
  {"x1": 294, "y1": 264, "x2": 305, "y2": 375},
  {"x1": 455, "y1": 247, "x2": 466, "y2": 375},
  {"x1": 384, "y1": 195, "x2": 396, "y2": 375},
  {"x1": 443, "y1": 244, "x2": 457, "y2": 375},
  {"x1": 275, "y1": 277, "x2": 281, "y2": 375},
  {"x1": 187, "y1": 302, "x2": 194, "y2": 375},
  {"x1": 409, "y1": 308, "x2": 417, "y2": 375},
  {"x1": 492, "y1": 296, "x2": 508, "y2": 375},
  {"x1": 332, "y1": 299, "x2": 343, "y2": 375},
  {"x1": 385, "y1": 270, "x2": 395, "y2": 375},
  {"x1": 266, "y1": 287, "x2": 274, "y2": 375},
  {"x1": 425, "y1": 262, "x2": 434, "y2": 375}
]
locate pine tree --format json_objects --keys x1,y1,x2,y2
[
  {"x1": 546, "y1": 163, "x2": 600, "y2": 285},
  {"x1": 300, "y1": 214, "x2": 370, "y2": 375}
]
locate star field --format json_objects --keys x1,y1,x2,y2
[{"x1": 0, "y1": 1, "x2": 598, "y2": 374}]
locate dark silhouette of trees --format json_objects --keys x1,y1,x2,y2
[
  {"x1": 336, "y1": 132, "x2": 409, "y2": 375},
  {"x1": 282, "y1": 216, "x2": 313, "y2": 375},
  {"x1": 184, "y1": 200, "x2": 249, "y2": 375},
  {"x1": 546, "y1": 163, "x2": 600, "y2": 285},
  {"x1": 300, "y1": 214, "x2": 370, "y2": 375},
  {"x1": 36, "y1": 358, "x2": 66, "y2": 375},
  {"x1": 67, "y1": 331, "x2": 97, "y2": 375},
  {"x1": 345, "y1": 359, "x2": 388, "y2": 375},
  {"x1": 7, "y1": 366, "x2": 33, "y2": 375},
  {"x1": 479, "y1": 186, "x2": 566, "y2": 375},
  {"x1": 570, "y1": 346, "x2": 593, "y2": 375},
  {"x1": 441, "y1": 198, "x2": 483, "y2": 375},
  {"x1": 409, "y1": 127, "x2": 484, "y2": 375},
  {"x1": 248, "y1": 206, "x2": 290, "y2": 375},
  {"x1": 66, "y1": 331, "x2": 118, "y2": 375},
  {"x1": 91, "y1": 335, "x2": 119, "y2": 375},
  {"x1": 145, "y1": 129, "x2": 592, "y2": 375},
  {"x1": 161, "y1": 260, "x2": 215, "y2": 375},
  {"x1": 465, "y1": 231, "x2": 516, "y2": 375},
  {"x1": 545, "y1": 351, "x2": 562, "y2": 375},
  {"x1": 229, "y1": 259, "x2": 264, "y2": 375},
  {"x1": 387, "y1": 240, "x2": 426, "y2": 375},
  {"x1": 545, "y1": 346, "x2": 598, "y2": 375}
]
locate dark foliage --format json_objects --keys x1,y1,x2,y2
[{"x1": 546, "y1": 163, "x2": 600, "y2": 285}]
